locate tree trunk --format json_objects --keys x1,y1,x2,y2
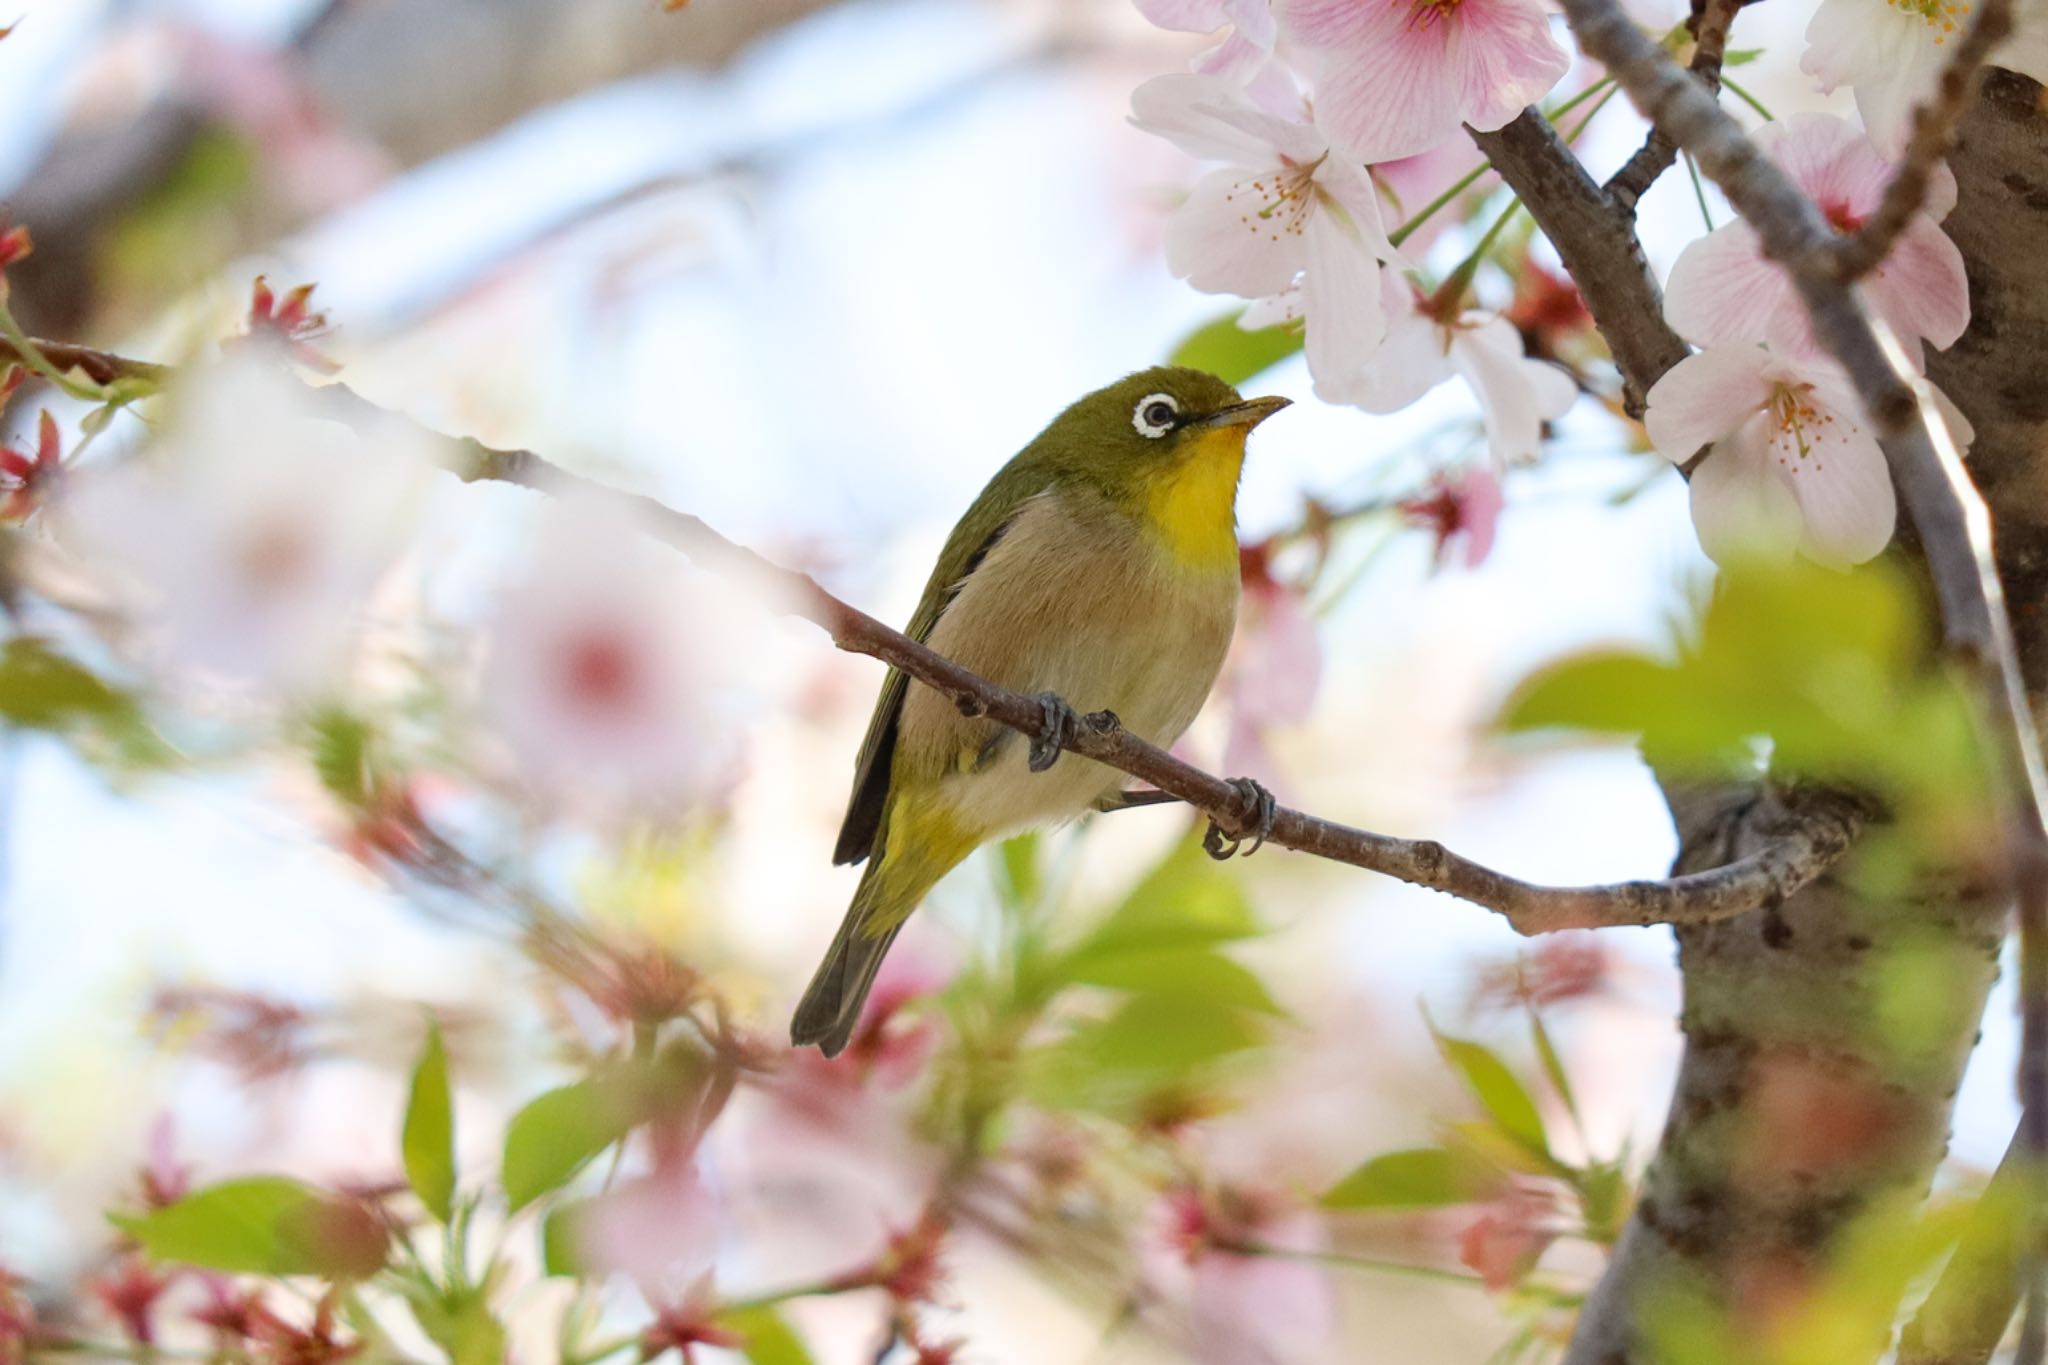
[{"x1": 1565, "y1": 68, "x2": 2048, "y2": 1365}]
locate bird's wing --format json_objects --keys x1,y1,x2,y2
[{"x1": 832, "y1": 471, "x2": 1049, "y2": 865}]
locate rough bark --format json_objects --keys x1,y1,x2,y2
[{"x1": 1566, "y1": 69, "x2": 2048, "y2": 1364}]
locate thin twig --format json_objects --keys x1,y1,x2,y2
[
  {"x1": 2, "y1": 333, "x2": 1868, "y2": 931},
  {"x1": 1826, "y1": 0, "x2": 2016, "y2": 282},
  {"x1": 1605, "y1": 0, "x2": 1741, "y2": 214},
  {"x1": 1468, "y1": 113, "x2": 1692, "y2": 418}
]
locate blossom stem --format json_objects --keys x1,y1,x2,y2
[
  {"x1": 1218, "y1": 1240, "x2": 1576, "y2": 1301},
  {"x1": 1389, "y1": 79, "x2": 1616, "y2": 248},
  {"x1": 1720, "y1": 76, "x2": 1775, "y2": 121},
  {"x1": 1683, "y1": 151, "x2": 1715, "y2": 231}
]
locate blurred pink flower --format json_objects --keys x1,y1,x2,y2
[
  {"x1": 1143, "y1": 1184, "x2": 1336, "y2": 1365},
  {"x1": 89, "y1": 1256, "x2": 175, "y2": 1345},
  {"x1": 1664, "y1": 115, "x2": 1967, "y2": 367},
  {"x1": 1281, "y1": 0, "x2": 1570, "y2": 161},
  {"x1": 639, "y1": 1277, "x2": 743, "y2": 1363},
  {"x1": 1222, "y1": 550, "x2": 1322, "y2": 779},
  {"x1": 578, "y1": 1164, "x2": 720, "y2": 1300},
  {"x1": 140, "y1": 1113, "x2": 193, "y2": 1209},
  {"x1": 1130, "y1": 73, "x2": 1397, "y2": 404},
  {"x1": 1399, "y1": 464, "x2": 1504, "y2": 569},
  {"x1": 1458, "y1": 1186, "x2": 1559, "y2": 1292},
  {"x1": 57, "y1": 361, "x2": 430, "y2": 699},
  {"x1": 1360, "y1": 271, "x2": 1576, "y2": 464},
  {"x1": 478, "y1": 500, "x2": 751, "y2": 820},
  {"x1": 0, "y1": 410, "x2": 61, "y2": 523},
  {"x1": 1473, "y1": 935, "x2": 1608, "y2": 1012}
]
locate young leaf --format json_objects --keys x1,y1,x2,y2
[
  {"x1": 1061, "y1": 944, "x2": 1285, "y2": 1016},
  {"x1": 1432, "y1": 1027, "x2": 1551, "y2": 1163},
  {"x1": 402, "y1": 1020, "x2": 456, "y2": 1222},
  {"x1": 501, "y1": 1073, "x2": 640, "y2": 1211},
  {"x1": 721, "y1": 1305, "x2": 818, "y2": 1365},
  {"x1": 112, "y1": 1176, "x2": 386, "y2": 1279},
  {"x1": 540, "y1": 1200, "x2": 588, "y2": 1277},
  {"x1": 1322, "y1": 1147, "x2": 1495, "y2": 1209},
  {"x1": 994, "y1": 833, "x2": 1041, "y2": 910},
  {"x1": 1528, "y1": 1010, "x2": 1580, "y2": 1130},
  {"x1": 1077, "y1": 832, "x2": 1263, "y2": 957}
]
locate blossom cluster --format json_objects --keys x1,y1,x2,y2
[{"x1": 1129, "y1": 0, "x2": 2040, "y2": 567}]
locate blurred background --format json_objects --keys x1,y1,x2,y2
[{"x1": 0, "y1": 1, "x2": 2023, "y2": 1361}]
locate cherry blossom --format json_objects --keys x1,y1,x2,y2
[
  {"x1": 1353, "y1": 270, "x2": 1577, "y2": 463},
  {"x1": 576, "y1": 1164, "x2": 719, "y2": 1297},
  {"x1": 57, "y1": 361, "x2": 430, "y2": 699},
  {"x1": 1130, "y1": 73, "x2": 1397, "y2": 403},
  {"x1": 1803, "y1": 0, "x2": 2048, "y2": 153},
  {"x1": 1280, "y1": 0, "x2": 1570, "y2": 161},
  {"x1": 1643, "y1": 342, "x2": 1972, "y2": 566},
  {"x1": 477, "y1": 499, "x2": 750, "y2": 820},
  {"x1": 1135, "y1": 0, "x2": 1282, "y2": 84},
  {"x1": 1221, "y1": 548, "x2": 1323, "y2": 780},
  {"x1": 1399, "y1": 464, "x2": 1504, "y2": 568},
  {"x1": 1663, "y1": 114, "x2": 1968, "y2": 366},
  {"x1": 1142, "y1": 1183, "x2": 1336, "y2": 1364}
]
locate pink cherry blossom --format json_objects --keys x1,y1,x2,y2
[
  {"x1": 1131, "y1": 73, "x2": 1398, "y2": 403},
  {"x1": 57, "y1": 361, "x2": 429, "y2": 699},
  {"x1": 478, "y1": 499, "x2": 751, "y2": 820},
  {"x1": 1803, "y1": 0, "x2": 2048, "y2": 154},
  {"x1": 1663, "y1": 114, "x2": 1968, "y2": 367},
  {"x1": 576, "y1": 1164, "x2": 719, "y2": 1298},
  {"x1": 1280, "y1": 0, "x2": 1571, "y2": 161},
  {"x1": 1352, "y1": 270, "x2": 1577, "y2": 461},
  {"x1": 1399, "y1": 463, "x2": 1504, "y2": 568},
  {"x1": 1221, "y1": 552, "x2": 1323, "y2": 780},
  {"x1": 1643, "y1": 342, "x2": 1972, "y2": 566},
  {"x1": 1141, "y1": 1184, "x2": 1336, "y2": 1365}
]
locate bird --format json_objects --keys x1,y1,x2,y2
[{"x1": 791, "y1": 367, "x2": 1291, "y2": 1056}]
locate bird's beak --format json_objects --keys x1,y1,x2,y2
[{"x1": 1195, "y1": 395, "x2": 1292, "y2": 430}]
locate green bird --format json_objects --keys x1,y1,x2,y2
[{"x1": 791, "y1": 367, "x2": 1291, "y2": 1056}]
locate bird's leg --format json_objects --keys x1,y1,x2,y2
[
  {"x1": 1028, "y1": 692, "x2": 1081, "y2": 772},
  {"x1": 1094, "y1": 787, "x2": 1179, "y2": 814},
  {"x1": 1204, "y1": 777, "x2": 1278, "y2": 860}
]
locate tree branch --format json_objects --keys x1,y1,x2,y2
[
  {"x1": 1467, "y1": 113, "x2": 1691, "y2": 416},
  {"x1": 1603, "y1": 0, "x2": 1740, "y2": 215},
  {"x1": 0, "y1": 331, "x2": 1864, "y2": 935},
  {"x1": 1897, "y1": 1112, "x2": 2033, "y2": 1365},
  {"x1": 1826, "y1": 0, "x2": 2017, "y2": 282}
]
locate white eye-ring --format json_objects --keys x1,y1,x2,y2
[{"x1": 1132, "y1": 392, "x2": 1180, "y2": 438}]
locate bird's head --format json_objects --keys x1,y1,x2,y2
[{"x1": 1029, "y1": 365, "x2": 1290, "y2": 495}]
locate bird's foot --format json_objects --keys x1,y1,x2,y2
[
  {"x1": 1204, "y1": 777, "x2": 1278, "y2": 860},
  {"x1": 1028, "y1": 695, "x2": 1120, "y2": 772}
]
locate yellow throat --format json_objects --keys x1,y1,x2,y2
[{"x1": 1144, "y1": 425, "x2": 1247, "y2": 573}]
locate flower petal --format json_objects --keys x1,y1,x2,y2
[
  {"x1": 1642, "y1": 344, "x2": 1774, "y2": 459},
  {"x1": 1166, "y1": 166, "x2": 1310, "y2": 297},
  {"x1": 1868, "y1": 216, "x2": 1970, "y2": 353},
  {"x1": 1451, "y1": 0, "x2": 1572, "y2": 133},
  {"x1": 1349, "y1": 270, "x2": 1451, "y2": 411},
  {"x1": 1453, "y1": 316, "x2": 1570, "y2": 464},
  {"x1": 1132, "y1": 73, "x2": 1287, "y2": 162},
  {"x1": 1688, "y1": 418, "x2": 1805, "y2": 564},
  {"x1": 1663, "y1": 222, "x2": 1790, "y2": 346},
  {"x1": 1292, "y1": 0, "x2": 1464, "y2": 161},
  {"x1": 1137, "y1": 0, "x2": 1229, "y2": 32},
  {"x1": 1782, "y1": 415, "x2": 1897, "y2": 566},
  {"x1": 1300, "y1": 208, "x2": 1388, "y2": 403}
]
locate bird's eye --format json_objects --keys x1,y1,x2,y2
[{"x1": 1132, "y1": 393, "x2": 1180, "y2": 438}]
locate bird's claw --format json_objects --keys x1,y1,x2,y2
[
  {"x1": 1028, "y1": 697, "x2": 1120, "y2": 773},
  {"x1": 1204, "y1": 777, "x2": 1278, "y2": 860},
  {"x1": 1029, "y1": 692, "x2": 1079, "y2": 772}
]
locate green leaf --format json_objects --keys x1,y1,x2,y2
[
  {"x1": 1062, "y1": 945, "x2": 1284, "y2": 1016},
  {"x1": 1078, "y1": 832, "x2": 1263, "y2": 958},
  {"x1": 1169, "y1": 310, "x2": 1303, "y2": 385},
  {"x1": 402, "y1": 1020, "x2": 456, "y2": 1222},
  {"x1": 309, "y1": 707, "x2": 374, "y2": 808},
  {"x1": 1027, "y1": 991, "x2": 1266, "y2": 1115},
  {"x1": 721, "y1": 1306, "x2": 817, "y2": 1365},
  {"x1": 404, "y1": 1287, "x2": 506, "y2": 1365},
  {"x1": 1432, "y1": 1028, "x2": 1551, "y2": 1163},
  {"x1": 112, "y1": 1177, "x2": 387, "y2": 1279},
  {"x1": 1528, "y1": 1010, "x2": 1579, "y2": 1129},
  {"x1": 1500, "y1": 651, "x2": 1685, "y2": 739},
  {"x1": 994, "y1": 833, "x2": 1041, "y2": 911},
  {"x1": 1322, "y1": 1147, "x2": 1496, "y2": 1209},
  {"x1": 1721, "y1": 46, "x2": 1764, "y2": 65},
  {"x1": 540, "y1": 1200, "x2": 587, "y2": 1277},
  {"x1": 501, "y1": 1076, "x2": 638, "y2": 1212}
]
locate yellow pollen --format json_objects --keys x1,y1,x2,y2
[
  {"x1": 1224, "y1": 156, "x2": 1324, "y2": 244},
  {"x1": 1887, "y1": 0, "x2": 1969, "y2": 39},
  {"x1": 1769, "y1": 382, "x2": 1835, "y2": 465}
]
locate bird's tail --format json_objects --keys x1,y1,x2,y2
[{"x1": 792, "y1": 806, "x2": 972, "y2": 1057}]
